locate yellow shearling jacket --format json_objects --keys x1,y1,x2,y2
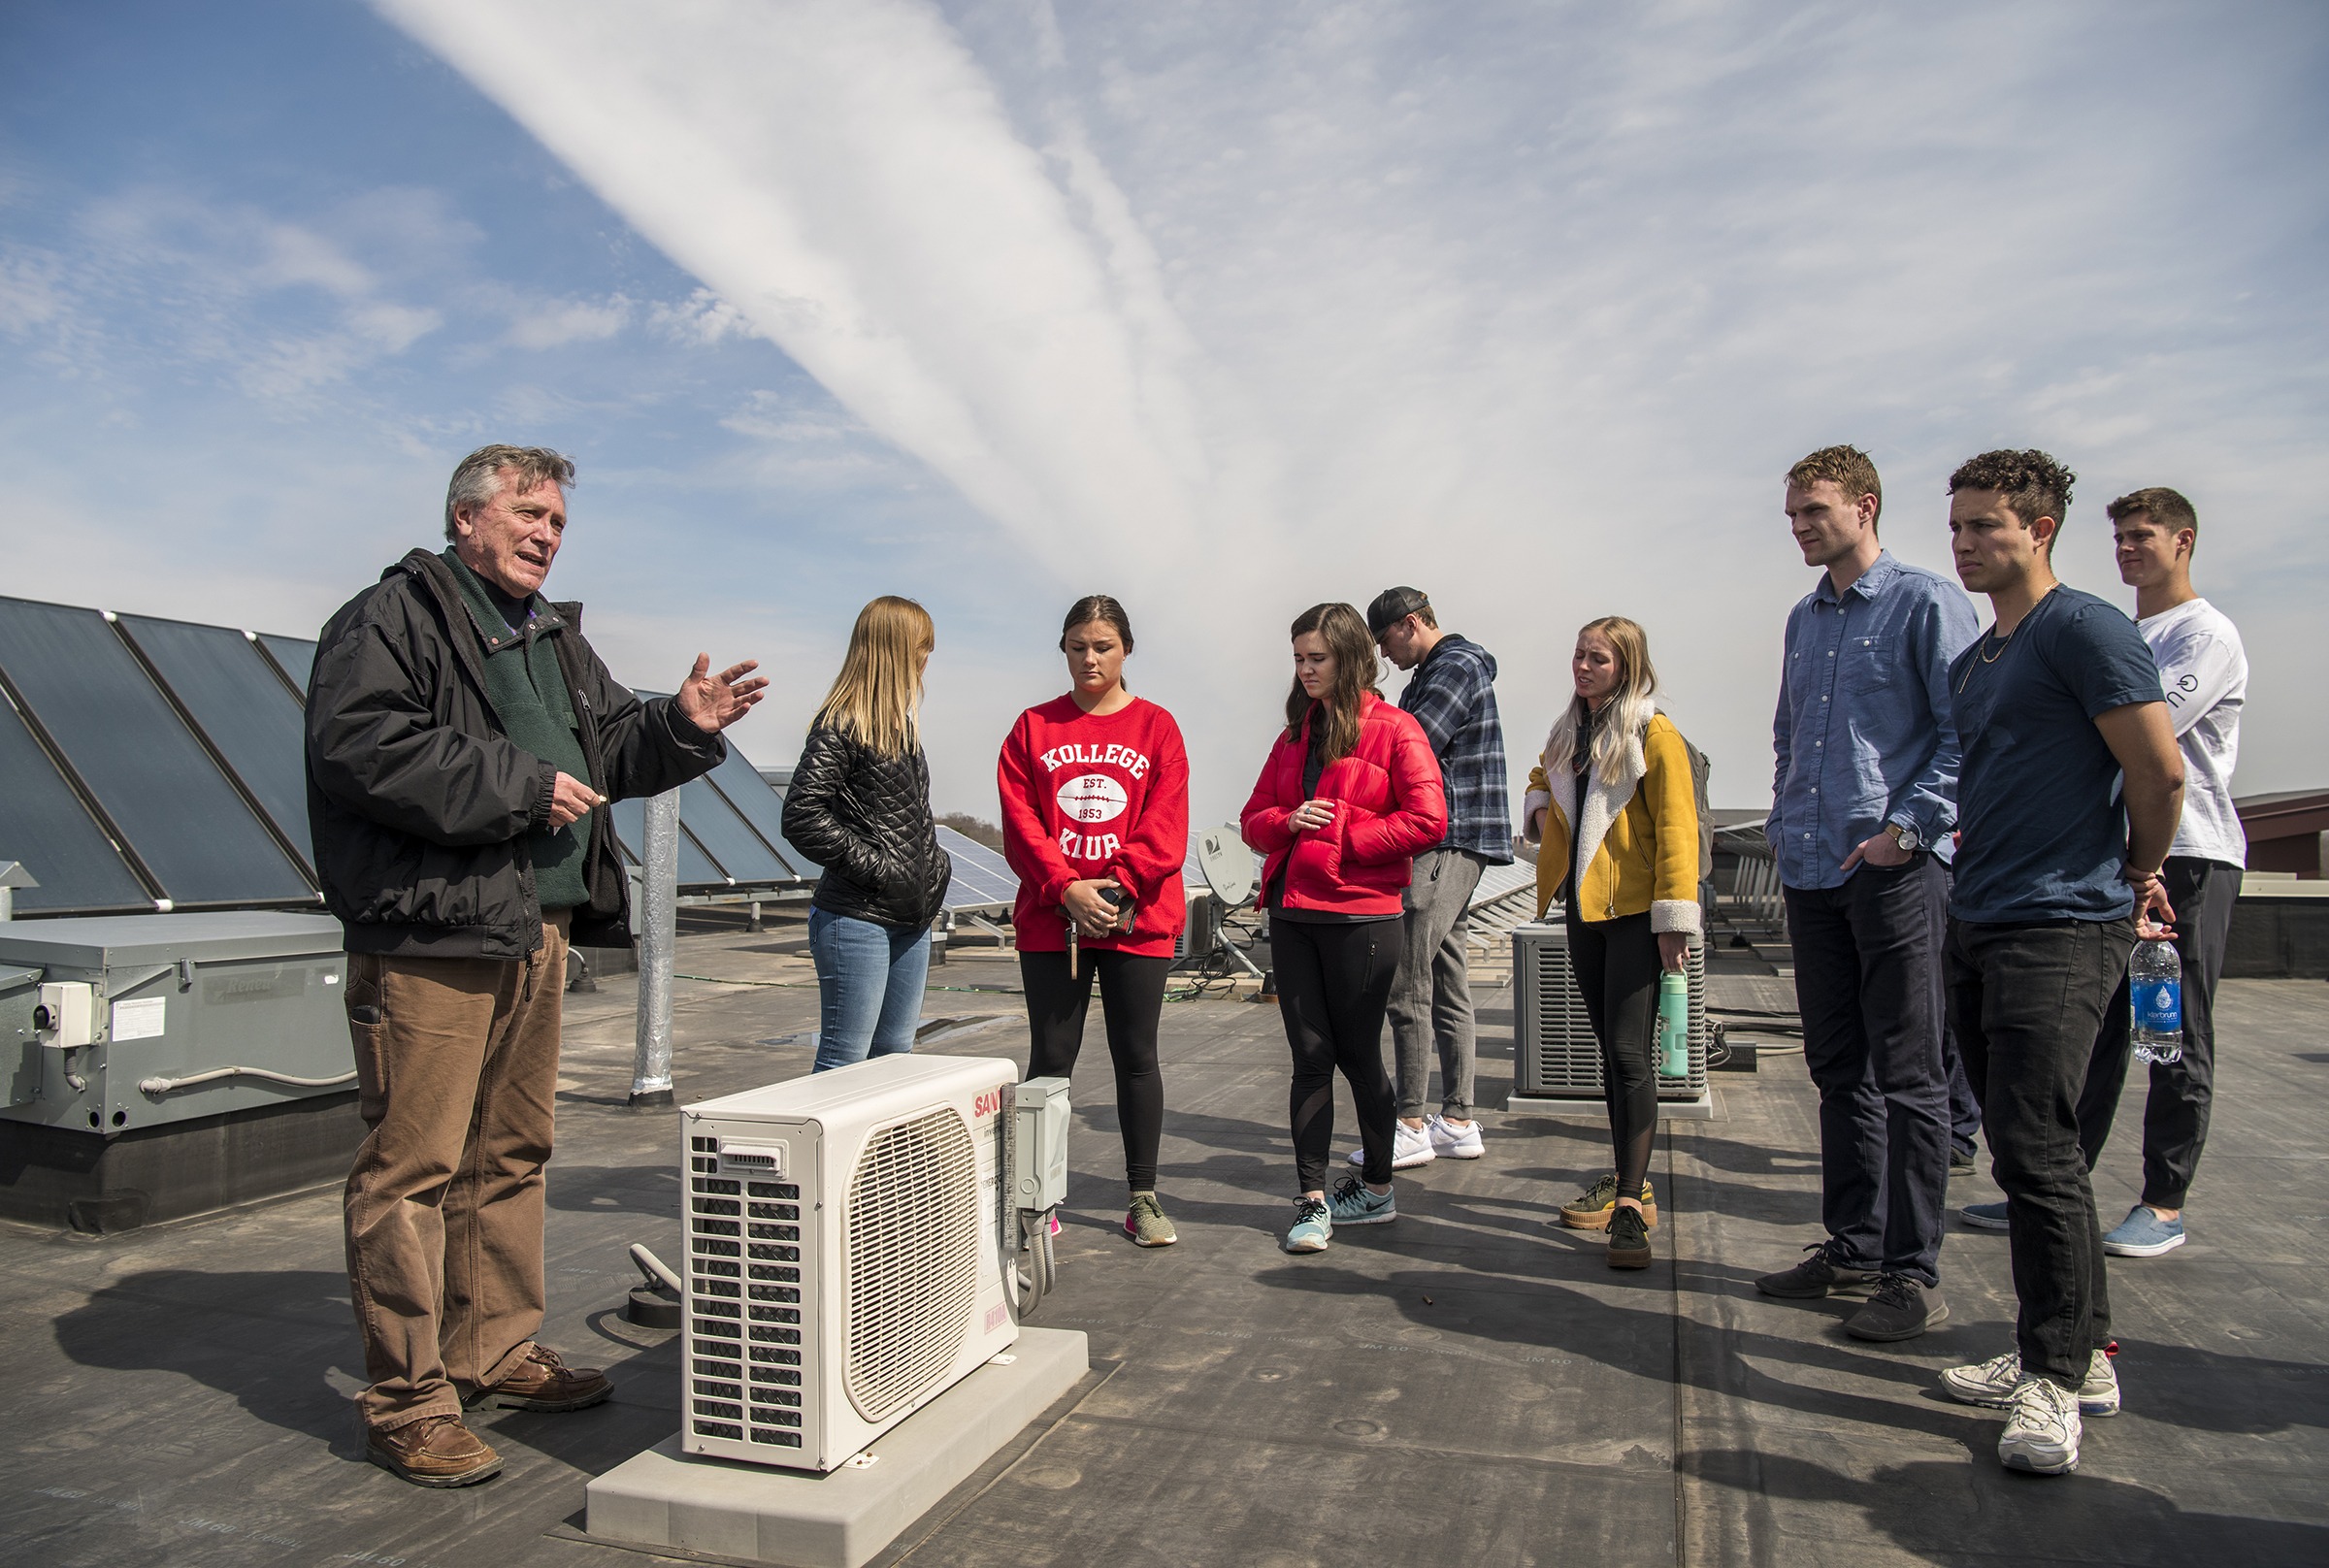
[{"x1": 1523, "y1": 711, "x2": 1702, "y2": 932}]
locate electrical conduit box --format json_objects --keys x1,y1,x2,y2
[{"x1": 1011, "y1": 1075, "x2": 1070, "y2": 1212}]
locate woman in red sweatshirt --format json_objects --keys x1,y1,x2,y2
[
  {"x1": 1241, "y1": 602, "x2": 1447, "y2": 1254},
  {"x1": 998, "y1": 595, "x2": 1190, "y2": 1247}
]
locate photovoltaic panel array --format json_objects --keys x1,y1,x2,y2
[
  {"x1": 936, "y1": 827, "x2": 1018, "y2": 912},
  {"x1": 0, "y1": 595, "x2": 818, "y2": 914}
]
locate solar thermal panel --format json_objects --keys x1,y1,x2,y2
[
  {"x1": 1467, "y1": 859, "x2": 1538, "y2": 911},
  {"x1": 0, "y1": 694, "x2": 150, "y2": 913},
  {"x1": 678, "y1": 776, "x2": 792, "y2": 885},
  {"x1": 608, "y1": 794, "x2": 727, "y2": 889},
  {"x1": 0, "y1": 599, "x2": 312, "y2": 906},
  {"x1": 701, "y1": 745, "x2": 818, "y2": 879},
  {"x1": 115, "y1": 615, "x2": 312, "y2": 869},
  {"x1": 256, "y1": 634, "x2": 317, "y2": 696}
]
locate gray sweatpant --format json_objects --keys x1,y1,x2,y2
[{"x1": 1389, "y1": 847, "x2": 1487, "y2": 1120}]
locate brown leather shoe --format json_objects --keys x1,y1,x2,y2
[
  {"x1": 367, "y1": 1414, "x2": 503, "y2": 1487},
  {"x1": 469, "y1": 1342, "x2": 611, "y2": 1412}
]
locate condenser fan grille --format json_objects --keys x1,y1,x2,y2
[{"x1": 842, "y1": 1106, "x2": 980, "y2": 1421}]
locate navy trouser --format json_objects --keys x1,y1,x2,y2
[
  {"x1": 1947, "y1": 915, "x2": 2134, "y2": 1389},
  {"x1": 2075, "y1": 856, "x2": 2241, "y2": 1209},
  {"x1": 1785, "y1": 855, "x2": 1952, "y2": 1286}
]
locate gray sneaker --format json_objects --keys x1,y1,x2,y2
[
  {"x1": 1124, "y1": 1191, "x2": 1177, "y2": 1247},
  {"x1": 1844, "y1": 1274, "x2": 1948, "y2": 1341},
  {"x1": 1960, "y1": 1200, "x2": 2010, "y2": 1230},
  {"x1": 1942, "y1": 1348, "x2": 2120, "y2": 1417},
  {"x1": 1755, "y1": 1242, "x2": 1880, "y2": 1299},
  {"x1": 1998, "y1": 1376, "x2": 2082, "y2": 1474}
]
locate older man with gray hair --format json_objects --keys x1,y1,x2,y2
[{"x1": 308, "y1": 444, "x2": 765, "y2": 1486}]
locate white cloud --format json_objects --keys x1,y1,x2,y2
[
  {"x1": 344, "y1": 2, "x2": 2329, "y2": 813},
  {"x1": 503, "y1": 293, "x2": 633, "y2": 349},
  {"x1": 650, "y1": 286, "x2": 751, "y2": 345}
]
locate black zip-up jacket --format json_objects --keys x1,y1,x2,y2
[
  {"x1": 780, "y1": 724, "x2": 952, "y2": 930},
  {"x1": 305, "y1": 548, "x2": 727, "y2": 959}
]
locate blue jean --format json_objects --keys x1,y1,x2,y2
[{"x1": 806, "y1": 908, "x2": 931, "y2": 1073}]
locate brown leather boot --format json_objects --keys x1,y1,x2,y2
[
  {"x1": 468, "y1": 1342, "x2": 611, "y2": 1412},
  {"x1": 367, "y1": 1414, "x2": 503, "y2": 1487}
]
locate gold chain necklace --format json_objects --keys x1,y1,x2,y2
[{"x1": 1956, "y1": 627, "x2": 2012, "y2": 695}]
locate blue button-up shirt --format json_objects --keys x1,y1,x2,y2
[{"x1": 1768, "y1": 551, "x2": 1980, "y2": 891}]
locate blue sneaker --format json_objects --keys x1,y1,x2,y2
[
  {"x1": 1284, "y1": 1196, "x2": 1332, "y2": 1254},
  {"x1": 1327, "y1": 1174, "x2": 1396, "y2": 1226},
  {"x1": 2102, "y1": 1205, "x2": 2185, "y2": 1258},
  {"x1": 1960, "y1": 1200, "x2": 2009, "y2": 1231}
]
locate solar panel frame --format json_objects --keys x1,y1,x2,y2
[
  {"x1": 255, "y1": 634, "x2": 317, "y2": 697},
  {"x1": 114, "y1": 614, "x2": 314, "y2": 874},
  {"x1": 608, "y1": 793, "x2": 729, "y2": 889},
  {"x1": 0, "y1": 691, "x2": 151, "y2": 914},
  {"x1": 0, "y1": 599, "x2": 313, "y2": 907},
  {"x1": 700, "y1": 746, "x2": 818, "y2": 879},
  {"x1": 678, "y1": 776, "x2": 796, "y2": 886}
]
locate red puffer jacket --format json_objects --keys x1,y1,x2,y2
[{"x1": 1240, "y1": 693, "x2": 1449, "y2": 918}]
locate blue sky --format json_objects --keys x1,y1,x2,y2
[{"x1": 5, "y1": 1, "x2": 2325, "y2": 829}]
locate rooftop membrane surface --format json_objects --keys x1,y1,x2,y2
[{"x1": 2, "y1": 913, "x2": 2323, "y2": 1567}]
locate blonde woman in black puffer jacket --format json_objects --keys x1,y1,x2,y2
[{"x1": 781, "y1": 597, "x2": 954, "y2": 1071}]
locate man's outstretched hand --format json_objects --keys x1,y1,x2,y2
[{"x1": 674, "y1": 655, "x2": 767, "y2": 734}]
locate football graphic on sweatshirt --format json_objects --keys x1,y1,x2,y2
[{"x1": 1057, "y1": 772, "x2": 1129, "y2": 824}]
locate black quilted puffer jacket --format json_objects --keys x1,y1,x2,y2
[{"x1": 780, "y1": 724, "x2": 952, "y2": 930}]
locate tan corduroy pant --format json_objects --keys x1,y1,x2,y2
[{"x1": 342, "y1": 912, "x2": 570, "y2": 1431}]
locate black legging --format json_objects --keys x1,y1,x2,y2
[
  {"x1": 1272, "y1": 917, "x2": 1403, "y2": 1192},
  {"x1": 1567, "y1": 910, "x2": 1661, "y2": 1198},
  {"x1": 1020, "y1": 949, "x2": 1169, "y2": 1192}
]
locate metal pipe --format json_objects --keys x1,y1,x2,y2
[{"x1": 630, "y1": 789, "x2": 679, "y2": 1107}]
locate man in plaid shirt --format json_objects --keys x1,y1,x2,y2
[{"x1": 1351, "y1": 587, "x2": 1513, "y2": 1169}]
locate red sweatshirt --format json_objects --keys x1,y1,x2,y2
[{"x1": 997, "y1": 695, "x2": 1190, "y2": 957}]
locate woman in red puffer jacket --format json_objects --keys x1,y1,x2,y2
[{"x1": 1241, "y1": 601, "x2": 1448, "y2": 1255}]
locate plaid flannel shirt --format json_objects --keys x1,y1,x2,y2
[{"x1": 1397, "y1": 634, "x2": 1513, "y2": 863}]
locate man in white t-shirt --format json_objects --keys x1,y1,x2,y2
[{"x1": 2076, "y1": 486, "x2": 2246, "y2": 1257}]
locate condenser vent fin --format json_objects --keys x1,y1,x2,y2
[{"x1": 841, "y1": 1106, "x2": 979, "y2": 1421}]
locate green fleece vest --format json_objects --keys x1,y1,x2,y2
[{"x1": 443, "y1": 550, "x2": 596, "y2": 912}]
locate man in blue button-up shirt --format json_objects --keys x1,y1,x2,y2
[{"x1": 1755, "y1": 446, "x2": 1980, "y2": 1343}]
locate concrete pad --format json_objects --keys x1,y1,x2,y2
[
  {"x1": 585, "y1": 1326, "x2": 1089, "y2": 1568},
  {"x1": 1509, "y1": 1089, "x2": 1722, "y2": 1119}
]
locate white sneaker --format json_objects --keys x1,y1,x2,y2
[
  {"x1": 1344, "y1": 1121, "x2": 1435, "y2": 1169},
  {"x1": 1427, "y1": 1114, "x2": 1484, "y2": 1160},
  {"x1": 1998, "y1": 1376, "x2": 2082, "y2": 1474},
  {"x1": 1941, "y1": 1348, "x2": 2119, "y2": 1416}
]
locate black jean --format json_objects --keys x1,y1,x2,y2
[
  {"x1": 1566, "y1": 910, "x2": 1662, "y2": 1200},
  {"x1": 1273, "y1": 917, "x2": 1402, "y2": 1192},
  {"x1": 1020, "y1": 949, "x2": 1170, "y2": 1192},
  {"x1": 2074, "y1": 856, "x2": 2241, "y2": 1210},
  {"x1": 1946, "y1": 915, "x2": 2134, "y2": 1388},
  {"x1": 1785, "y1": 855, "x2": 1951, "y2": 1285},
  {"x1": 1945, "y1": 1024, "x2": 1984, "y2": 1160}
]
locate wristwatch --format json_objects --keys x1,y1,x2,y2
[{"x1": 1886, "y1": 822, "x2": 1920, "y2": 854}]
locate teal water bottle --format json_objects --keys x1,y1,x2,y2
[{"x1": 1657, "y1": 971, "x2": 1689, "y2": 1079}]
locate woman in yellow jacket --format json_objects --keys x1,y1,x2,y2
[{"x1": 1523, "y1": 615, "x2": 1701, "y2": 1269}]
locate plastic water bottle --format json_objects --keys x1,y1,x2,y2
[
  {"x1": 2129, "y1": 939, "x2": 2183, "y2": 1065},
  {"x1": 1657, "y1": 972, "x2": 1690, "y2": 1079}
]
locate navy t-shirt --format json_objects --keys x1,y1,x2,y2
[{"x1": 1949, "y1": 585, "x2": 2165, "y2": 924}]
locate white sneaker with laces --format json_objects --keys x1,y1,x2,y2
[
  {"x1": 1942, "y1": 1348, "x2": 2119, "y2": 1416},
  {"x1": 1427, "y1": 1115, "x2": 1484, "y2": 1160},
  {"x1": 1998, "y1": 1377, "x2": 2083, "y2": 1474},
  {"x1": 1344, "y1": 1121, "x2": 1435, "y2": 1169}
]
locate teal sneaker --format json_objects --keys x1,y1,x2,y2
[
  {"x1": 1327, "y1": 1174, "x2": 1396, "y2": 1226},
  {"x1": 1283, "y1": 1196, "x2": 1332, "y2": 1253}
]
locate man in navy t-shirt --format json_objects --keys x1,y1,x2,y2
[{"x1": 1933, "y1": 449, "x2": 2184, "y2": 1478}]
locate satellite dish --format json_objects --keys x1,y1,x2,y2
[{"x1": 1196, "y1": 826, "x2": 1257, "y2": 907}]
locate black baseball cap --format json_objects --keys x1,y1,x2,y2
[{"x1": 1366, "y1": 586, "x2": 1430, "y2": 637}]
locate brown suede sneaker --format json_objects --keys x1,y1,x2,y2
[
  {"x1": 467, "y1": 1342, "x2": 611, "y2": 1413},
  {"x1": 367, "y1": 1414, "x2": 503, "y2": 1487}
]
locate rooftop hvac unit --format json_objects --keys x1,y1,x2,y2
[
  {"x1": 1510, "y1": 923, "x2": 1712, "y2": 1112},
  {"x1": 678, "y1": 1055, "x2": 1024, "y2": 1472}
]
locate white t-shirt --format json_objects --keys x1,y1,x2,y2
[{"x1": 2138, "y1": 597, "x2": 2247, "y2": 866}]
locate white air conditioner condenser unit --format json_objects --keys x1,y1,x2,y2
[{"x1": 679, "y1": 1054, "x2": 1022, "y2": 1472}]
